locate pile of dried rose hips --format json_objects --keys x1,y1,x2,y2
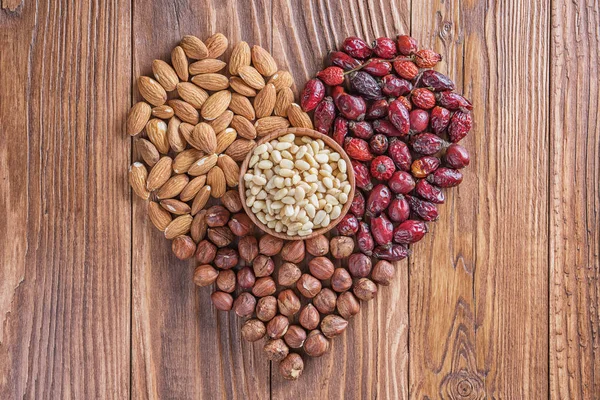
[{"x1": 301, "y1": 35, "x2": 472, "y2": 260}]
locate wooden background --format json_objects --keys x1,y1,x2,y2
[{"x1": 1, "y1": 0, "x2": 598, "y2": 398}]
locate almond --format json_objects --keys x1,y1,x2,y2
[
  {"x1": 127, "y1": 102, "x2": 152, "y2": 136},
  {"x1": 148, "y1": 201, "x2": 172, "y2": 231},
  {"x1": 225, "y1": 138, "x2": 256, "y2": 162},
  {"x1": 268, "y1": 70, "x2": 293, "y2": 91},
  {"x1": 146, "y1": 118, "x2": 170, "y2": 154},
  {"x1": 171, "y1": 46, "x2": 189, "y2": 81},
  {"x1": 255, "y1": 116, "x2": 291, "y2": 137},
  {"x1": 192, "y1": 186, "x2": 212, "y2": 215},
  {"x1": 238, "y1": 65, "x2": 265, "y2": 90},
  {"x1": 215, "y1": 128, "x2": 238, "y2": 154},
  {"x1": 146, "y1": 156, "x2": 173, "y2": 191},
  {"x1": 251, "y1": 45, "x2": 277, "y2": 76},
  {"x1": 189, "y1": 59, "x2": 227, "y2": 75},
  {"x1": 129, "y1": 162, "x2": 150, "y2": 200},
  {"x1": 205, "y1": 33, "x2": 228, "y2": 59},
  {"x1": 178, "y1": 122, "x2": 194, "y2": 143},
  {"x1": 287, "y1": 103, "x2": 313, "y2": 129},
  {"x1": 180, "y1": 35, "x2": 209, "y2": 60},
  {"x1": 253, "y1": 83, "x2": 276, "y2": 118},
  {"x1": 179, "y1": 175, "x2": 207, "y2": 202},
  {"x1": 167, "y1": 116, "x2": 187, "y2": 153},
  {"x1": 152, "y1": 60, "x2": 179, "y2": 91},
  {"x1": 209, "y1": 110, "x2": 234, "y2": 133},
  {"x1": 274, "y1": 87, "x2": 294, "y2": 117},
  {"x1": 176, "y1": 82, "x2": 208, "y2": 109},
  {"x1": 229, "y1": 77, "x2": 257, "y2": 97},
  {"x1": 173, "y1": 149, "x2": 204, "y2": 174},
  {"x1": 190, "y1": 209, "x2": 208, "y2": 242},
  {"x1": 164, "y1": 214, "x2": 193, "y2": 239},
  {"x1": 229, "y1": 41, "x2": 251, "y2": 75},
  {"x1": 138, "y1": 76, "x2": 167, "y2": 106},
  {"x1": 191, "y1": 73, "x2": 229, "y2": 91},
  {"x1": 189, "y1": 122, "x2": 217, "y2": 153},
  {"x1": 160, "y1": 199, "x2": 191, "y2": 215},
  {"x1": 151, "y1": 105, "x2": 174, "y2": 119},
  {"x1": 168, "y1": 99, "x2": 200, "y2": 125},
  {"x1": 207, "y1": 166, "x2": 226, "y2": 198},
  {"x1": 201, "y1": 90, "x2": 232, "y2": 121},
  {"x1": 228, "y1": 93, "x2": 255, "y2": 120},
  {"x1": 156, "y1": 174, "x2": 189, "y2": 199},
  {"x1": 188, "y1": 153, "x2": 218, "y2": 176},
  {"x1": 217, "y1": 154, "x2": 240, "y2": 187},
  {"x1": 135, "y1": 138, "x2": 160, "y2": 167},
  {"x1": 230, "y1": 115, "x2": 257, "y2": 139}
]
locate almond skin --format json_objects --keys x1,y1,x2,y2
[
  {"x1": 254, "y1": 116, "x2": 290, "y2": 137},
  {"x1": 191, "y1": 73, "x2": 230, "y2": 91},
  {"x1": 274, "y1": 88, "x2": 294, "y2": 117},
  {"x1": 171, "y1": 46, "x2": 189, "y2": 81},
  {"x1": 201, "y1": 90, "x2": 232, "y2": 121},
  {"x1": 188, "y1": 154, "x2": 218, "y2": 176},
  {"x1": 129, "y1": 162, "x2": 150, "y2": 200},
  {"x1": 156, "y1": 174, "x2": 189, "y2": 199},
  {"x1": 253, "y1": 83, "x2": 276, "y2": 118},
  {"x1": 127, "y1": 102, "x2": 152, "y2": 136},
  {"x1": 151, "y1": 105, "x2": 174, "y2": 119},
  {"x1": 189, "y1": 59, "x2": 227, "y2": 75},
  {"x1": 207, "y1": 166, "x2": 226, "y2": 198},
  {"x1": 168, "y1": 99, "x2": 200, "y2": 125},
  {"x1": 268, "y1": 70, "x2": 293, "y2": 91},
  {"x1": 225, "y1": 139, "x2": 256, "y2": 162},
  {"x1": 238, "y1": 65, "x2": 265, "y2": 90},
  {"x1": 180, "y1": 35, "x2": 209, "y2": 60},
  {"x1": 229, "y1": 41, "x2": 251, "y2": 75},
  {"x1": 209, "y1": 110, "x2": 234, "y2": 133},
  {"x1": 152, "y1": 59, "x2": 179, "y2": 91},
  {"x1": 228, "y1": 93, "x2": 255, "y2": 120},
  {"x1": 230, "y1": 115, "x2": 257, "y2": 140},
  {"x1": 189, "y1": 122, "x2": 217, "y2": 153},
  {"x1": 287, "y1": 103, "x2": 313, "y2": 129},
  {"x1": 192, "y1": 186, "x2": 212, "y2": 215},
  {"x1": 146, "y1": 118, "x2": 170, "y2": 154},
  {"x1": 146, "y1": 156, "x2": 173, "y2": 191},
  {"x1": 215, "y1": 128, "x2": 237, "y2": 154},
  {"x1": 229, "y1": 77, "x2": 257, "y2": 97},
  {"x1": 173, "y1": 149, "x2": 204, "y2": 174},
  {"x1": 217, "y1": 154, "x2": 240, "y2": 187},
  {"x1": 138, "y1": 76, "x2": 167, "y2": 106},
  {"x1": 251, "y1": 45, "x2": 278, "y2": 76},
  {"x1": 176, "y1": 82, "x2": 209, "y2": 109},
  {"x1": 135, "y1": 138, "x2": 160, "y2": 167},
  {"x1": 148, "y1": 201, "x2": 172, "y2": 231},
  {"x1": 167, "y1": 116, "x2": 186, "y2": 153},
  {"x1": 205, "y1": 33, "x2": 228, "y2": 58},
  {"x1": 164, "y1": 214, "x2": 193, "y2": 239},
  {"x1": 179, "y1": 175, "x2": 207, "y2": 202}
]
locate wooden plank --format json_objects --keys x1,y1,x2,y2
[
  {"x1": 130, "y1": 1, "x2": 272, "y2": 399},
  {"x1": 410, "y1": 0, "x2": 550, "y2": 398},
  {"x1": 270, "y1": 1, "x2": 410, "y2": 398},
  {"x1": 0, "y1": 0, "x2": 132, "y2": 398},
  {"x1": 550, "y1": 0, "x2": 600, "y2": 398}
]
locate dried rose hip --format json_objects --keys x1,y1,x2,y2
[
  {"x1": 369, "y1": 134, "x2": 389, "y2": 155},
  {"x1": 414, "y1": 49, "x2": 442, "y2": 68},
  {"x1": 397, "y1": 96, "x2": 413, "y2": 111},
  {"x1": 387, "y1": 195, "x2": 410, "y2": 223},
  {"x1": 393, "y1": 220, "x2": 428, "y2": 244},
  {"x1": 370, "y1": 214, "x2": 394, "y2": 246},
  {"x1": 388, "y1": 99, "x2": 410, "y2": 135},
  {"x1": 396, "y1": 35, "x2": 418, "y2": 55},
  {"x1": 350, "y1": 190, "x2": 366, "y2": 218},
  {"x1": 411, "y1": 156, "x2": 440, "y2": 178},
  {"x1": 345, "y1": 137, "x2": 373, "y2": 161},
  {"x1": 313, "y1": 96, "x2": 336, "y2": 134},
  {"x1": 410, "y1": 88, "x2": 436, "y2": 110},
  {"x1": 349, "y1": 121, "x2": 374, "y2": 140},
  {"x1": 330, "y1": 51, "x2": 361, "y2": 70},
  {"x1": 337, "y1": 214, "x2": 359, "y2": 236},
  {"x1": 393, "y1": 60, "x2": 419, "y2": 80},
  {"x1": 430, "y1": 106, "x2": 451, "y2": 135},
  {"x1": 380, "y1": 74, "x2": 412, "y2": 97},
  {"x1": 448, "y1": 111, "x2": 472, "y2": 143},
  {"x1": 349, "y1": 71, "x2": 383, "y2": 100},
  {"x1": 427, "y1": 167, "x2": 463, "y2": 188},
  {"x1": 362, "y1": 59, "x2": 392, "y2": 77},
  {"x1": 373, "y1": 119, "x2": 405, "y2": 137},
  {"x1": 331, "y1": 85, "x2": 345, "y2": 102},
  {"x1": 336, "y1": 93, "x2": 367, "y2": 121},
  {"x1": 409, "y1": 109, "x2": 430, "y2": 133},
  {"x1": 342, "y1": 36, "x2": 372, "y2": 59},
  {"x1": 372, "y1": 37, "x2": 397, "y2": 58},
  {"x1": 388, "y1": 139, "x2": 412, "y2": 171},
  {"x1": 417, "y1": 70, "x2": 456, "y2": 91},
  {"x1": 300, "y1": 78, "x2": 325, "y2": 112},
  {"x1": 317, "y1": 66, "x2": 345, "y2": 86},
  {"x1": 370, "y1": 156, "x2": 395, "y2": 181},
  {"x1": 352, "y1": 161, "x2": 373, "y2": 191},
  {"x1": 366, "y1": 99, "x2": 389, "y2": 120},
  {"x1": 357, "y1": 221, "x2": 375, "y2": 256},
  {"x1": 410, "y1": 133, "x2": 445, "y2": 155},
  {"x1": 332, "y1": 117, "x2": 349, "y2": 146},
  {"x1": 406, "y1": 195, "x2": 439, "y2": 221},
  {"x1": 373, "y1": 244, "x2": 409, "y2": 261},
  {"x1": 388, "y1": 170, "x2": 415, "y2": 194},
  {"x1": 366, "y1": 184, "x2": 392, "y2": 216},
  {"x1": 415, "y1": 179, "x2": 445, "y2": 204},
  {"x1": 444, "y1": 143, "x2": 470, "y2": 169},
  {"x1": 436, "y1": 91, "x2": 473, "y2": 111}
]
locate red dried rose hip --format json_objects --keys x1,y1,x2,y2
[
  {"x1": 387, "y1": 195, "x2": 410, "y2": 223},
  {"x1": 313, "y1": 96, "x2": 336, "y2": 134},
  {"x1": 372, "y1": 37, "x2": 397, "y2": 58},
  {"x1": 415, "y1": 179, "x2": 445, "y2": 204},
  {"x1": 369, "y1": 134, "x2": 389, "y2": 155},
  {"x1": 336, "y1": 93, "x2": 367, "y2": 121},
  {"x1": 330, "y1": 51, "x2": 361, "y2": 70},
  {"x1": 393, "y1": 220, "x2": 428, "y2": 244},
  {"x1": 410, "y1": 88, "x2": 436, "y2": 110},
  {"x1": 362, "y1": 59, "x2": 392, "y2": 77},
  {"x1": 409, "y1": 109, "x2": 430, "y2": 133},
  {"x1": 393, "y1": 60, "x2": 419, "y2": 80},
  {"x1": 373, "y1": 244, "x2": 409, "y2": 261},
  {"x1": 349, "y1": 121, "x2": 374, "y2": 140},
  {"x1": 388, "y1": 139, "x2": 412, "y2": 171},
  {"x1": 381, "y1": 74, "x2": 413, "y2": 97},
  {"x1": 414, "y1": 49, "x2": 442, "y2": 68},
  {"x1": 436, "y1": 91, "x2": 473, "y2": 111},
  {"x1": 370, "y1": 214, "x2": 394, "y2": 246},
  {"x1": 370, "y1": 156, "x2": 395, "y2": 181},
  {"x1": 388, "y1": 170, "x2": 415, "y2": 194},
  {"x1": 317, "y1": 66, "x2": 345, "y2": 86},
  {"x1": 444, "y1": 143, "x2": 470, "y2": 169},
  {"x1": 342, "y1": 36, "x2": 372, "y2": 59},
  {"x1": 406, "y1": 195, "x2": 439, "y2": 221},
  {"x1": 411, "y1": 156, "x2": 440, "y2": 178},
  {"x1": 300, "y1": 78, "x2": 326, "y2": 112},
  {"x1": 418, "y1": 70, "x2": 456, "y2": 92},
  {"x1": 352, "y1": 161, "x2": 373, "y2": 191},
  {"x1": 430, "y1": 106, "x2": 451, "y2": 135},
  {"x1": 448, "y1": 111, "x2": 472, "y2": 143},
  {"x1": 350, "y1": 190, "x2": 366, "y2": 218},
  {"x1": 366, "y1": 184, "x2": 392, "y2": 216},
  {"x1": 366, "y1": 99, "x2": 389, "y2": 120},
  {"x1": 427, "y1": 167, "x2": 463, "y2": 188},
  {"x1": 349, "y1": 71, "x2": 383, "y2": 100},
  {"x1": 396, "y1": 35, "x2": 418, "y2": 55},
  {"x1": 357, "y1": 221, "x2": 375, "y2": 255},
  {"x1": 373, "y1": 119, "x2": 406, "y2": 137},
  {"x1": 344, "y1": 137, "x2": 373, "y2": 161},
  {"x1": 410, "y1": 133, "x2": 445, "y2": 155},
  {"x1": 337, "y1": 214, "x2": 360, "y2": 236},
  {"x1": 388, "y1": 99, "x2": 411, "y2": 135},
  {"x1": 332, "y1": 117, "x2": 349, "y2": 146}
]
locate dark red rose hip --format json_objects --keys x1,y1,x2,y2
[
  {"x1": 365, "y1": 99, "x2": 389, "y2": 120},
  {"x1": 388, "y1": 99, "x2": 410, "y2": 135},
  {"x1": 417, "y1": 70, "x2": 456, "y2": 91},
  {"x1": 388, "y1": 139, "x2": 412, "y2": 171},
  {"x1": 411, "y1": 156, "x2": 440, "y2": 178},
  {"x1": 388, "y1": 170, "x2": 415, "y2": 194},
  {"x1": 410, "y1": 133, "x2": 445, "y2": 155},
  {"x1": 330, "y1": 51, "x2": 361, "y2": 70},
  {"x1": 300, "y1": 78, "x2": 325, "y2": 112},
  {"x1": 370, "y1": 156, "x2": 395, "y2": 181},
  {"x1": 410, "y1": 88, "x2": 436, "y2": 110},
  {"x1": 436, "y1": 91, "x2": 473, "y2": 111},
  {"x1": 430, "y1": 106, "x2": 451, "y2": 135},
  {"x1": 373, "y1": 119, "x2": 406, "y2": 137},
  {"x1": 380, "y1": 74, "x2": 412, "y2": 97},
  {"x1": 406, "y1": 195, "x2": 439, "y2": 221},
  {"x1": 415, "y1": 179, "x2": 445, "y2": 204},
  {"x1": 344, "y1": 137, "x2": 373, "y2": 161},
  {"x1": 427, "y1": 167, "x2": 463, "y2": 188},
  {"x1": 393, "y1": 60, "x2": 419, "y2": 80},
  {"x1": 349, "y1": 121, "x2": 374, "y2": 139},
  {"x1": 373, "y1": 244, "x2": 409, "y2": 261},
  {"x1": 366, "y1": 184, "x2": 392, "y2": 216},
  {"x1": 372, "y1": 37, "x2": 397, "y2": 58},
  {"x1": 387, "y1": 195, "x2": 410, "y2": 223},
  {"x1": 444, "y1": 143, "x2": 470, "y2": 169},
  {"x1": 337, "y1": 213, "x2": 360, "y2": 236},
  {"x1": 448, "y1": 111, "x2": 472, "y2": 143},
  {"x1": 313, "y1": 96, "x2": 336, "y2": 134},
  {"x1": 352, "y1": 161, "x2": 373, "y2": 191},
  {"x1": 362, "y1": 59, "x2": 392, "y2": 77},
  {"x1": 414, "y1": 49, "x2": 442, "y2": 68},
  {"x1": 336, "y1": 93, "x2": 367, "y2": 121},
  {"x1": 342, "y1": 36, "x2": 372, "y2": 59},
  {"x1": 370, "y1": 214, "x2": 394, "y2": 246},
  {"x1": 357, "y1": 221, "x2": 375, "y2": 256},
  {"x1": 396, "y1": 35, "x2": 418, "y2": 55},
  {"x1": 317, "y1": 66, "x2": 345, "y2": 86},
  {"x1": 350, "y1": 190, "x2": 366, "y2": 218},
  {"x1": 332, "y1": 117, "x2": 349, "y2": 146},
  {"x1": 349, "y1": 71, "x2": 383, "y2": 100},
  {"x1": 393, "y1": 220, "x2": 428, "y2": 244},
  {"x1": 409, "y1": 109, "x2": 430, "y2": 133},
  {"x1": 369, "y1": 134, "x2": 389, "y2": 155}
]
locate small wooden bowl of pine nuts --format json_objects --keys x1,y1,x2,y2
[{"x1": 239, "y1": 127, "x2": 356, "y2": 241}]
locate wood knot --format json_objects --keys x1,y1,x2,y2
[{"x1": 440, "y1": 371, "x2": 485, "y2": 399}]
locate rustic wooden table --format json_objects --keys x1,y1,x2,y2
[{"x1": 1, "y1": 0, "x2": 598, "y2": 399}]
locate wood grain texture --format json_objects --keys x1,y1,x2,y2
[
  {"x1": 550, "y1": 0, "x2": 600, "y2": 398},
  {"x1": 0, "y1": 0, "x2": 132, "y2": 398}
]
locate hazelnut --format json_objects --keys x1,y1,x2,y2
[
  {"x1": 193, "y1": 264, "x2": 218, "y2": 287},
  {"x1": 253, "y1": 254, "x2": 275, "y2": 277},
  {"x1": 279, "y1": 353, "x2": 304, "y2": 380},
  {"x1": 190, "y1": 210, "x2": 208, "y2": 242},
  {"x1": 236, "y1": 267, "x2": 256, "y2": 289},
  {"x1": 305, "y1": 234, "x2": 329, "y2": 256},
  {"x1": 172, "y1": 235, "x2": 197, "y2": 260},
  {"x1": 320, "y1": 315, "x2": 348, "y2": 338},
  {"x1": 205, "y1": 205, "x2": 230, "y2": 227},
  {"x1": 211, "y1": 291, "x2": 233, "y2": 311},
  {"x1": 238, "y1": 235, "x2": 259, "y2": 263},
  {"x1": 331, "y1": 268, "x2": 353, "y2": 292},
  {"x1": 277, "y1": 262, "x2": 301, "y2": 287},
  {"x1": 330, "y1": 236, "x2": 354, "y2": 259},
  {"x1": 353, "y1": 278, "x2": 377, "y2": 301},
  {"x1": 348, "y1": 253, "x2": 372, "y2": 278},
  {"x1": 280, "y1": 241, "x2": 305, "y2": 263},
  {"x1": 263, "y1": 338, "x2": 289, "y2": 362},
  {"x1": 277, "y1": 289, "x2": 301, "y2": 317},
  {"x1": 313, "y1": 288, "x2": 337, "y2": 314},
  {"x1": 214, "y1": 248, "x2": 239, "y2": 269},
  {"x1": 308, "y1": 257, "x2": 335, "y2": 280},
  {"x1": 371, "y1": 260, "x2": 395, "y2": 285},
  {"x1": 221, "y1": 189, "x2": 243, "y2": 213},
  {"x1": 256, "y1": 295, "x2": 278, "y2": 322},
  {"x1": 283, "y1": 325, "x2": 307, "y2": 348},
  {"x1": 207, "y1": 226, "x2": 234, "y2": 247},
  {"x1": 259, "y1": 234, "x2": 284, "y2": 256},
  {"x1": 298, "y1": 304, "x2": 320, "y2": 330},
  {"x1": 228, "y1": 212, "x2": 253, "y2": 236},
  {"x1": 303, "y1": 330, "x2": 329, "y2": 357},
  {"x1": 267, "y1": 315, "x2": 289, "y2": 339},
  {"x1": 195, "y1": 240, "x2": 217, "y2": 264},
  {"x1": 233, "y1": 292, "x2": 256, "y2": 317},
  {"x1": 337, "y1": 292, "x2": 360, "y2": 319},
  {"x1": 241, "y1": 319, "x2": 266, "y2": 342},
  {"x1": 296, "y1": 274, "x2": 322, "y2": 298},
  {"x1": 216, "y1": 269, "x2": 236, "y2": 293},
  {"x1": 252, "y1": 277, "x2": 277, "y2": 297}
]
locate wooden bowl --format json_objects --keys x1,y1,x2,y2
[{"x1": 239, "y1": 127, "x2": 356, "y2": 241}]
